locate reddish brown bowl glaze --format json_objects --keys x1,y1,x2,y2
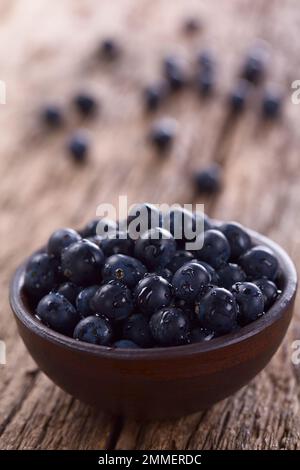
[{"x1": 9, "y1": 228, "x2": 297, "y2": 419}]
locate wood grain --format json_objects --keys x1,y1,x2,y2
[{"x1": 0, "y1": 0, "x2": 300, "y2": 450}]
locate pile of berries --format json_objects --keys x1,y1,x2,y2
[{"x1": 24, "y1": 204, "x2": 281, "y2": 349}]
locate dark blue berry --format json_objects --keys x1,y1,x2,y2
[
  {"x1": 198, "y1": 287, "x2": 238, "y2": 335},
  {"x1": 92, "y1": 281, "x2": 134, "y2": 321},
  {"x1": 24, "y1": 253, "x2": 60, "y2": 301},
  {"x1": 155, "y1": 267, "x2": 173, "y2": 282},
  {"x1": 197, "y1": 50, "x2": 215, "y2": 71},
  {"x1": 47, "y1": 228, "x2": 81, "y2": 259},
  {"x1": 253, "y1": 279, "x2": 279, "y2": 310},
  {"x1": 150, "y1": 118, "x2": 178, "y2": 152},
  {"x1": 163, "y1": 208, "x2": 195, "y2": 244},
  {"x1": 172, "y1": 261, "x2": 210, "y2": 302},
  {"x1": 100, "y1": 38, "x2": 120, "y2": 60},
  {"x1": 190, "y1": 327, "x2": 214, "y2": 343},
  {"x1": 217, "y1": 263, "x2": 246, "y2": 290},
  {"x1": 134, "y1": 275, "x2": 173, "y2": 316},
  {"x1": 183, "y1": 17, "x2": 201, "y2": 34},
  {"x1": 144, "y1": 83, "x2": 167, "y2": 111},
  {"x1": 123, "y1": 314, "x2": 153, "y2": 348},
  {"x1": 239, "y1": 246, "x2": 278, "y2": 281},
  {"x1": 194, "y1": 164, "x2": 221, "y2": 194},
  {"x1": 114, "y1": 340, "x2": 140, "y2": 349},
  {"x1": 134, "y1": 227, "x2": 176, "y2": 270},
  {"x1": 68, "y1": 131, "x2": 89, "y2": 162},
  {"x1": 166, "y1": 250, "x2": 194, "y2": 273},
  {"x1": 232, "y1": 282, "x2": 264, "y2": 325},
  {"x1": 242, "y1": 44, "x2": 268, "y2": 84},
  {"x1": 57, "y1": 282, "x2": 80, "y2": 305},
  {"x1": 229, "y1": 79, "x2": 250, "y2": 113},
  {"x1": 219, "y1": 222, "x2": 251, "y2": 260},
  {"x1": 127, "y1": 203, "x2": 163, "y2": 238},
  {"x1": 149, "y1": 307, "x2": 190, "y2": 346},
  {"x1": 197, "y1": 229, "x2": 231, "y2": 269},
  {"x1": 61, "y1": 239, "x2": 104, "y2": 286},
  {"x1": 80, "y1": 218, "x2": 117, "y2": 238},
  {"x1": 74, "y1": 315, "x2": 113, "y2": 345},
  {"x1": 101, "y1": 231, "x2": 134, "y2": 257},
  {"x1": 74, "y1": 92, "x2": 98, "y2": 117},
  {"x1": 102, "y1": 254, "x2": 147, "y2": 288},
  {"x1": 196, "y1": 261, "x2": 220, "y2": 285},
  {"x1": 41, "y1": 105, "x2": 63, "y2": 128},
  {"x1": 262, "y1": 88, "x2": 282, "y2": 119},
  {"x1": 163, "y1": 56, "x2": 187, "y2": 91},
  {"x1": 76, "y1": 285, "x2": 99, "y2": 317},
  {"x1": 36, "y1": 292, "x2": 80, "y2": 335},
  {"x1": 197, "y1": 68, "x2": 215, "y2": 96}
]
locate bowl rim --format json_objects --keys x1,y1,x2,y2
[{"x1": 9, "y1": 226, "x2": 297, "y2": 360}]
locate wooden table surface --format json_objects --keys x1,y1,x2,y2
[{"x1": 1, "y1": 0, "x2": 300, "y2": 450}]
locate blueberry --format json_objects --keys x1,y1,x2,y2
[
  {"x1": 80, "y1": 218, "x2": 117, "y2": 238},
  {"x1": 163, "y1": 208, "x2": 195, "y2": 244},
  {"x1": 155, "y1": 267, "x2": 173, "y2": 282},
  {"x1": 217, "y1": 263, "x2": 246, "y2": 290},
  {"x1": 143, "y1": 82, "x2": 167, "y2": 112},
  {"x1": 47, "y1": 228, "x2": 81, "y2": 259},
  {"x1": 134, "y1": 227, "x2": 176, "y2": 270},
  {"x1": 219, "y1": 222, "x2": 251, "y2": 260},
  {"x1": 74, "y1": 92, "x2": 98, "y2": 117},
  {"x1": 134, "y1": 275, "x2": 173, "y2": 316},
  {"x1": 92, "y1": 281, "x2": 134, "y2": 321},
  {"x1": 127, "y1": 203, "x2": 162, "y2": 238},
  {"x1": 172, "y1": 261, "x2": 210, "y2": 302},
  {"x1": 101, "y1": 231, "x2": 134, "y2": 257},
  {"x1": 197, "y1": 68, "x2": 215, "y2": 96},
  {"x1": 239, "y1": 246, "x2": 278, "y2": 281},
  {"x1": 253, "y1": 279, "x2": 279, "y2": 310},
  {"x1": 194, "y1": 164, "x2": 222, "y2": 194},
  {"x1": 73, "y1": 315, "x2": 113, "y2": 345},
  {"x1": 196, "y1": 229, "x2": 231, "y2": 269},
  {"x1": 229, "y1": 79, "x2": 250, "y2": 113},
  {"x1": 166, "y1": 250, "x2": 194, "y2": 273},
  {"x1": 114, "y1": 340, "x2": 140, "y2": 349},
  {"x1": 241, "y1": 43, "x2": 269, "y2": 84},
  {"x1": 197, "y1": 287, "x2": 238, "y2": 335},
  {"x1": 102, "y1": 254, "x2": 147, "y2": 288},
  {"x1": 57, "y1": 282, "x2": 80, "y2": 305},
  {"x1": 99, "y1": 38, "x2": 120, "y2": 60},
  {"x1": 163, "y1": 56, "x2": 186, "y2": 91},
  {"x1": 41, "y1": 105, "x2": 63, "y2": 128},
  {"x1": 196, "y1": 261, "x2": 220, "y2": 285},
  {"x1": 197, "y1": 50, "x2": 215, "y2": 71},
  {"x1": 36, "y1": 292, "x2": 80, "y2": 335},
  {"x1": 149, "y1": 307, "x2": 190, "y2": 346},
  {"x1": 76, "y1": 285, "x2": 99, "y2": 317},
  {"x1": 61, "y1": 239, "x2": 104, "y2": 286},
  {"x1": 183, "y1": 17, "x2": 201, "y2": 34},
  {"x1": 232, "y1": 282, "x2": 264, "y2": 325},
  {"x1": 67, "y1": 131, "x2": 90, "y2": 162},
  {"x1": 262, "y1": 88, "x2": 282, "y2": 119},
  {"x1": 87, "y1": 235, "x2": 104, "y2": 248},
  {"x1": 24, "y1": 253, "x2": 60, "y2": 301},
  {"x1": 122, "y1": 314, "x2": 153, "y2": 348},
  {"x1": 150, "y1": 118, "x2": 178, "y2": 152},
  {"x1": 190, "y1": 327, "x2": 214, "y2": 343}
]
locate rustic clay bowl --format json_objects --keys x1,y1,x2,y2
[{"x1": 10, "y1": 227, "x2": 297, "y2": 419}]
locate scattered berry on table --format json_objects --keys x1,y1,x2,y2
[
  {"x1": 183, "y1": 17, "x2": 202, "y2": 34},
  {"x1": 262, "y1": 87, "x2": 283, "y2": 119},
  {"x1": 149, "y1": 117, "x2": 178, "y2": 153},
  {"x1": 92, "y1": 281, "x2": 134, "y2": 321},
  {"x1": 24, "y1": 253, "x2": 60, "y2": 301},
  {"x1": 57, "y1": 282, "x2": 80, "y2": 305},
  {"x1": 114, "y1": 340, "x2": 140, "y2": 349},
  {"x1": 122, "y1": 314, "x2": 154, "y2": 348},
  {"x1": 241, "y1": 42, "x2": 269, "y2": 84},
  {"x1": 163, "y1": 56, "x2": 187, "y2": 91},
  {"x1": 219, "y1": 222, "x2": 251, "y2": 260},
  {"x1": 76, "y1": 285, "x2": 99, "y2": 317},
  {"x1": 47, "y1": 228, "x2": 81, "y2": 259},
  {"x1": 239, "y1": 246, "x2": 278, "y2": 281},
  {"x1": 99, "y1": 38, "x2": 121, "y2": 60},
  {"x1": 229, "y1": 79, "x2": 250, "y2": 113},
  {"x1": 197, "y1": 287, "x2": 238, "y2": 335},
  {"x1": 134, "y1": 275, "x2": 173, "y2": 316},
  {"x1": 197, "y1": 49, "x2": 215, "y2": 71},
  {"x1": 73, "y1": 315, "x2": 113, "y2": 346},
  {"x1": 143, "y1": 82, "x2": 167, "y2": 112},
  {"x1": 41, "y1": 104, "x2": 63, "y2": 129},
  {"x1": 150, "y1": 307, "x2": 190, "y2": 346},
  {"x1": 134, "y1": 227, "x2": 176, "y2": 270},
  {"x1": 194, "y1": 164, "x2": 222, "y2": 194},
  {"x1": 172, "y1": 261, "x2": 210, "y2": 302},
  {"x1": 253, "y1": 278, "x2": 279, "y2": 310},
  {"x1": 232, "y1": 282, "x2": 264, "y2": 325},
  {"x1": 67, "y1": 131, "x2": 90, "y2": 163},
  {"x1": 197, "y1": 229, "x2": 231, "y2": 269},
  {"x1": 36, "y1": 292, "x2": 80, "y2": 335},
  {"x1": 196, "y1": 68, "x2": 215, "y2": 96},
  {"x1": 61, "y1": 239, "x2": 104, "y2": 286},
  {"x1": 217, "y1": 263, "x2": 246, "y2": 290},
  {"x1": 73, "y1": 92, "x2": 98, "y2": 117},
  {"x1": 102, "y1": 254, "x2": 147, "y2": 288}
]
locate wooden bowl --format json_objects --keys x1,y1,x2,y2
[{"x1": 9, "y1": 228, "x2": 297, "y2": 419}]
